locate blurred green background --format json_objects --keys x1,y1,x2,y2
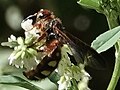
[{"x1": 0, "y1": 0, "x2": 119, "y2": 90}]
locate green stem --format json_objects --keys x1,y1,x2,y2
[
  {"x1": 106, "y1": 16, "x2": 120, "y2": 90},
  {"x1": 106, "y1": 16, "x2": 119, "y2": 29},
  {"x1": 107, "y1": 51, "x2": 120, "y2": 90},
  {"x1": 71, "y1": 78, "x2": 79, "y2": 90}
]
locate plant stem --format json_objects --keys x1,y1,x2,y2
[
  {"x1": 106, "y1": 16, "x2": 120, "y2": 90},
  {"x1": 106, "y1": 17, "x2": 119, "y2": 29},
  {"x1": 107, "y1": 52, "x2": 120, "y2": 90}
]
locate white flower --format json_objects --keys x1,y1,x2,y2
[
  {"x1": 8, "y1": 53, "x2": 16, "y2": 65},
  {"x1": 58, "y1": 75, "x2": 71, "y2": 90},
  {"x1": 57, "y1": 44, "x2": 91, "y2": 90},
  {"x1": 78, "y1": 70, "x2": 91, "y2": 90},
  {"x1": 10, "y1": 35, "x2": 16, "y2": 40},
  {"x1": 78, "y1": 76, "x2": 91, "y2": 90},
  {"x1": 8, "y1": 35, "x2": 16, "y2": 42},
  {"x1": 21, "y1": 19, "x2": 33, "y2": 31},
  {"x1": 24, "y1": 27, "x2": 40, "y2": 38}
]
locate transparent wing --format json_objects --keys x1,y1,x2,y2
[{"x1": 58, "y1": 30, "x2": 106, "y2": 69}]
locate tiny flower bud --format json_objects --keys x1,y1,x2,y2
[{"x1": 17, "y1": 37, "x2": 24, "y2": 45}]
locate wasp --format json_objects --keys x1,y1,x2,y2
[{"x1": 21, "y1": 9, "x2": 105, "y2": 80}]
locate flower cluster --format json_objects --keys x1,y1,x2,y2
[
  {"x1": 1, "y1": 34, "x2": 91, "y2": 90},
  {"x1": 57, "y1": 44, "x2": 91, "y2": 90},
  {"x1": 1, "y1": 34, "x2": 40, "y2": 70}
]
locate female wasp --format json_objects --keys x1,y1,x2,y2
[{"x1": 21, "y1": 9, "x2": 105, "y2": 80}]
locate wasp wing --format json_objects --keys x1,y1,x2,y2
[{"x1": 58, "y1": 30, "x2": 106, "y2": 69}]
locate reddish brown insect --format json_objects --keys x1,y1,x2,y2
[{"x1": 21, "y1": 9, "x2": 105, "y2": 80}]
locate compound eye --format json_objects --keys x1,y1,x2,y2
[
  {"x1": 37, "y1": 12, "x2": 44, "y2": 19},
  {"x1": 37, "y1": 9, "x2": 51, "y2": 19},
  {"x1": 25, "y1": 15, "x2": 36, "y2": 25}
]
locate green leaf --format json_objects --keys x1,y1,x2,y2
[
  {"x1": 77, "y1": 0, "x2": 101, "y2": 11},
  {"x1": 91, "y1": 26, "x2": 120, "y2": 53},
  {"x1": 0, "y1": 75, "x2": 43, "y2": 90}
]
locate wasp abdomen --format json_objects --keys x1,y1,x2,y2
[{"x1": 23, "y1": 47, "x2": 61, "y2": 80}]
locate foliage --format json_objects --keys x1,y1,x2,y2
[
  {"x1": 78, "y1": 0, "x2": 120, "y2": 90},
  {"x1": 0, "y1": 75, "x2": 43, "y2": 90},
  {"x1": 91, "y1": 26, "x2": 120, "y2": 53}
]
